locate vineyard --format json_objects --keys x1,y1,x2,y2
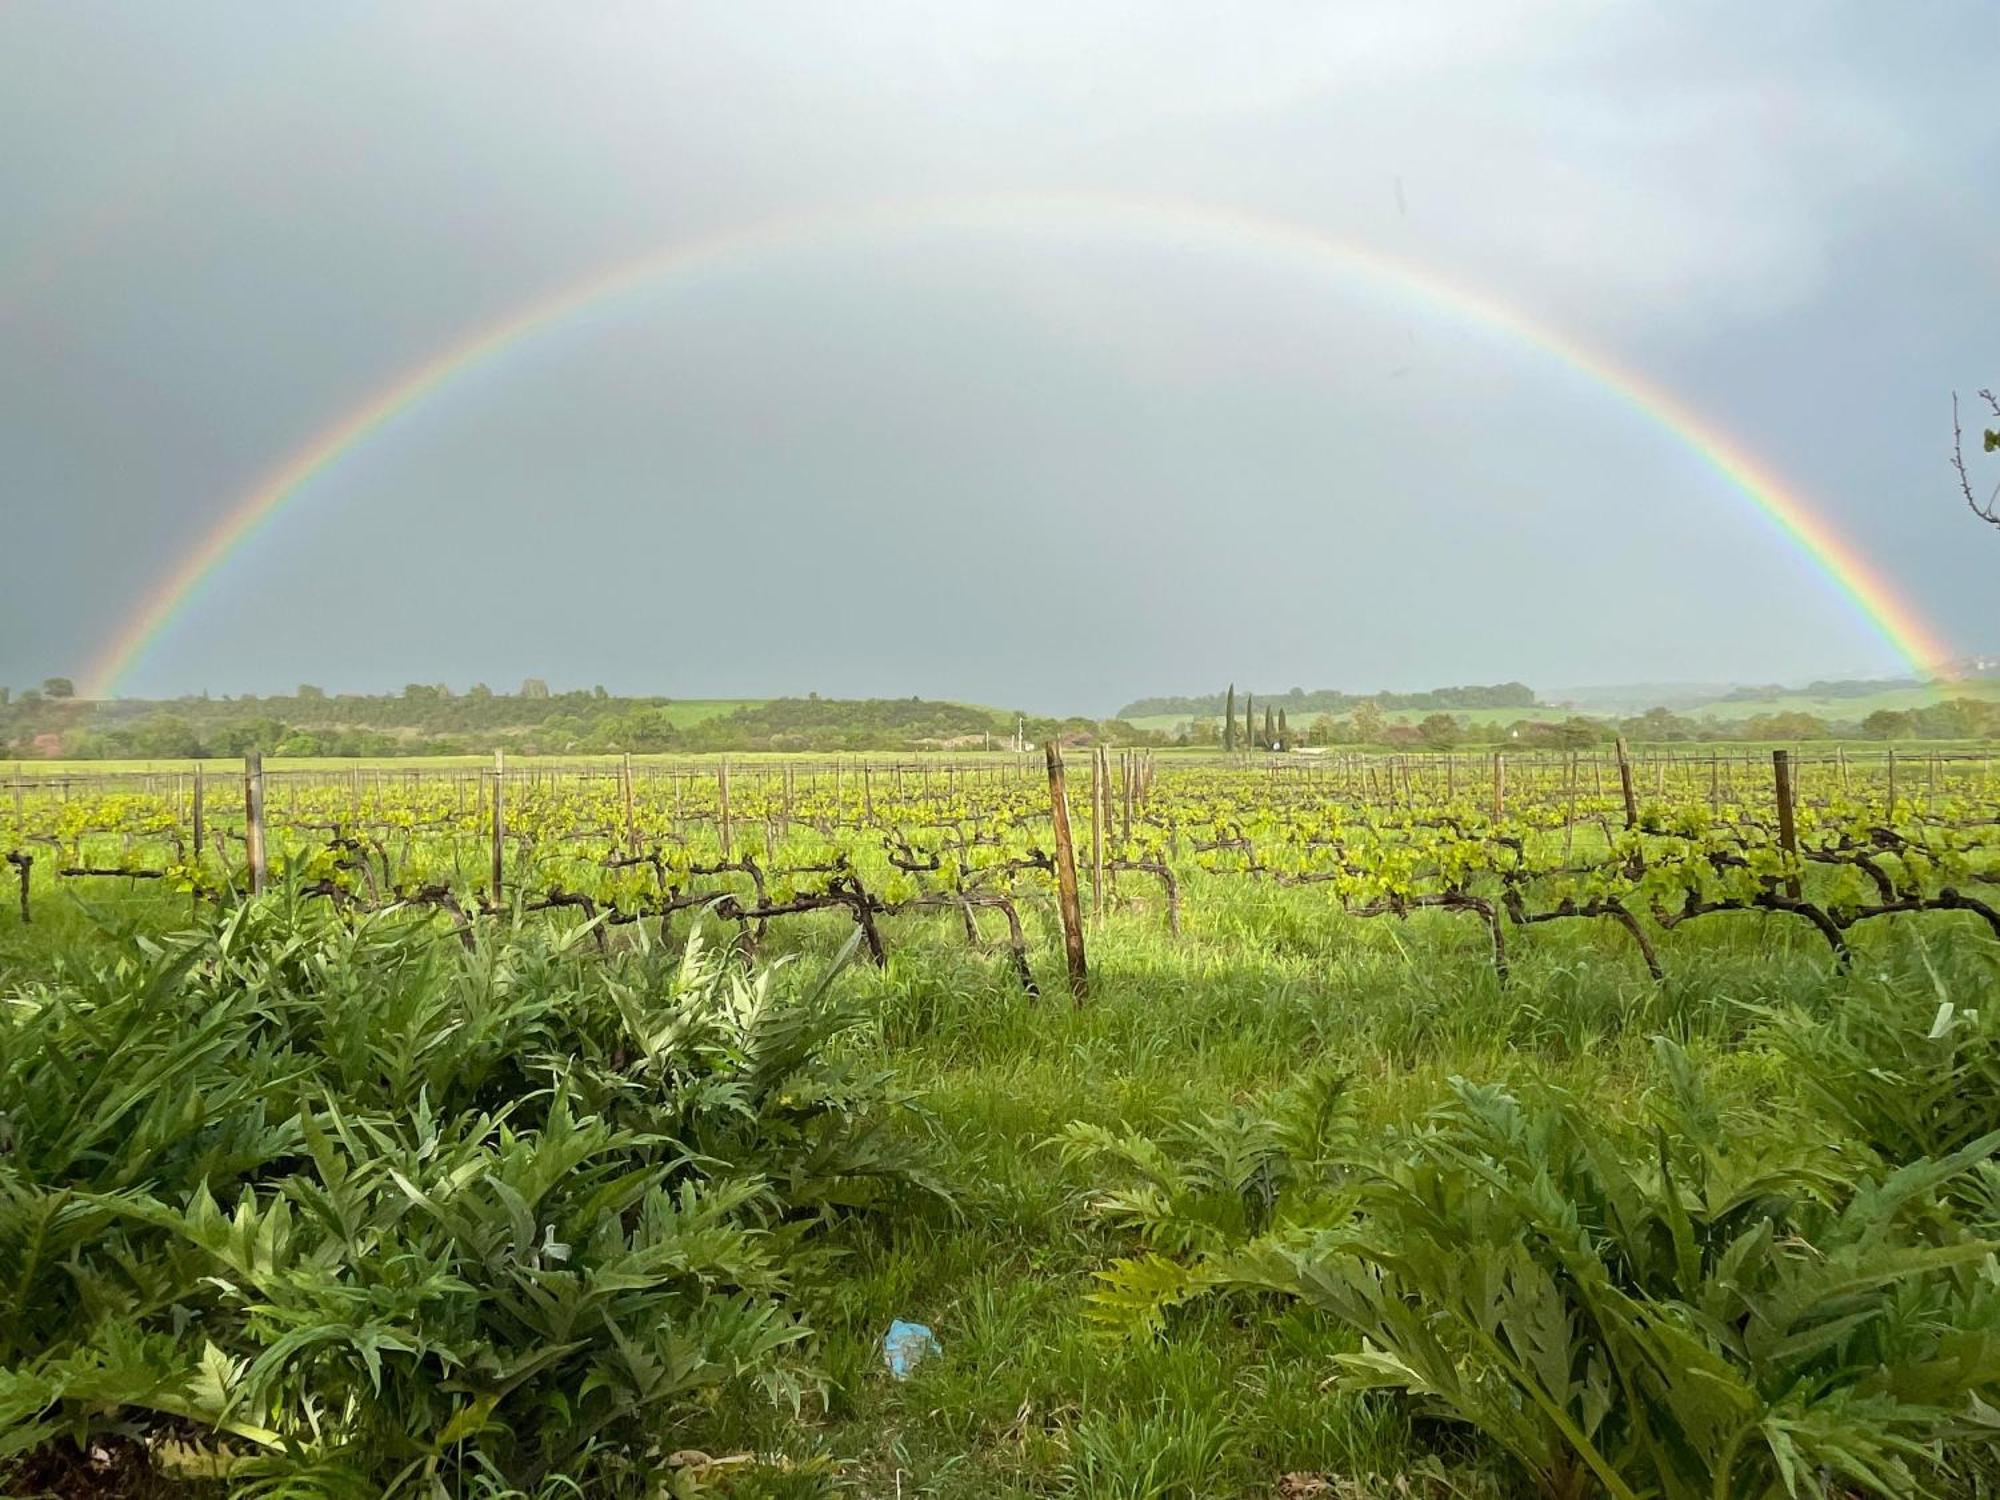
[
  {"x1": 7, "y1": 746, "x2": 1999, "y2": 986},
  {"x1": 7, "y1": 746, "x2": 2000, "y2": 1498}
]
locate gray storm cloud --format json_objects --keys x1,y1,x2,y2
[{"x1": 2, "y1": 1, "x2": 1994, "y2": 709}]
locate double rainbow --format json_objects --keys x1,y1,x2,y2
[{"x1": 80, "y1": 192, "x2": 1954, "y2": 697}]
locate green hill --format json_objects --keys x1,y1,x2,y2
[
  {"x1": 1660, "y1": 680, "x2": 2000, "y2": 723},
  {"x1": 0, "y1": 689, "x2": 1035, "y2": 759}
]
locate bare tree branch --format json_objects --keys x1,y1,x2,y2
[{"x1": 1952, "y1": 389, "x2": 2000, "y2": 529}]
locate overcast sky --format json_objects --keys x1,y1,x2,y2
[{"x1": 3, "y1": 3, "x2": 1995, "y2": 713}]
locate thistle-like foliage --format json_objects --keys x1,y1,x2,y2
[
  {"x1": 1056, "y1": 1065, "x2": 1351, "y2": 1255},
  {"x1": 1756, "y1": 947, "x2": 2000, "y2": 1163},
  {"x1": 1090, "y1": 1046, "x2": 2000, "y2": 1500},
  {"x1": 0, "y1": 901, "x2": 935, "y2": 1495}
]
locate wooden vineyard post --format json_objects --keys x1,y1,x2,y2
[
  {"x1": 243, "y1": 750, "x2": 267, "y2": 896},
  {"x1": 1090, "y1": 746, "x2": 1107, "y2": 923},
  {"x1": 1491, "y1": 753, "x2": 1506, "y2": 819},
  {"x1": 1709, "y1": 754, "x2": 1720, "y2": 815},
  {"x1": 1121, "y1": 752, "x2": 1134, "y2": 842},
  {"x1": 491, "y1": 750, "x2": 506, "y2": 906},
  {"x1": 1772, "y1": 749, "x2": 1801, "y2": 900},
  {"x1": 1614, "y1": 736, "x2": 1639, "y2": 829},
  {"x1": 621, "y1": 752, "x2": 636, "y2": 852},
  {"x1": 1887, "y1": 748, "x2": 1898, "y2": 824},
  {"x1": 191, "y1": 762, "x2": 206, "y2": 858},
  {"x1": 1044, "y1": 742, "x2": 1089, "y2": 1002},
  {"x1": 717, "y1": 759, "x2": 733, "y2": 859},
  {"x1": 1563, "y1": 753, "x2": 1578, "y2": 864}
]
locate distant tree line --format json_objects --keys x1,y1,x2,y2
[
  {"x1": 0, "y1": 685, "x2": 1179, "y2": 759},
  {"x1": 4, "y1": 679, "x2": 1997, "y2": 759},
  {"x1": 1169, "y1": 697, "x2": 2000, "y2": 750},
  {"x1": 1716, "y1": 677, "x2": 1925, "y2": 703},
  {"x1": 1121, "y1": 682, "x2": 1539, "y2": 719}
]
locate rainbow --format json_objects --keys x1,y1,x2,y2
[{"x1": 81, "y1": 192, "x2": 1956, "y2": 696}]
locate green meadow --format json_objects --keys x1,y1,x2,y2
[{"x1": 8, "y1": 838, "x2": 2000, "y2": 1496}]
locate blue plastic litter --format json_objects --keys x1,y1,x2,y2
[{"x1": 882, "y1": 1319, "x2": 940, "y2": 1379}]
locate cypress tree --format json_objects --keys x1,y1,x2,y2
[
  {"x1": 1277, "y1": 707, "x2": 1289, "y2": 748},
  {"x1": 1262, "y1": 704, "x2": 1276, "y2": 746},
  {"x1": 1223, "y1": 684, "x2": 1236, "y2": 751},
  {"x1": 1244, "y1": 693, "x2": 1254, "y2": 750}
]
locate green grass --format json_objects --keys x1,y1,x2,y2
[
  {"x1": 1127, "y1": 680, "x2": 2000, "y2": 737},
  {"x1": 1671, "y1": 678, "x2": 2000, "y2": 722},
  {"x1": 625, "y1": 696, "x2": 767, "y2": 727},
  {"x1": 6, "y1": 869, "x2": 1998, "y2": 1496},
  {"x1": 674, "y1": 889, "x2": 1963, "y2": 1497},
  {"x1": 1125, "y1": 706, "x2": 1535, "y2": 734}
]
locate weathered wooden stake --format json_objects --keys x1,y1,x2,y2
[
  {"x1": 244, "y1": 750, "x2": 267, "y2": 896},
  {"x1": 1044, "y1": 742, "x2": 1088, "y2": 1002},
  {"x1": 1090, "y1": 746, "x2": 1107, "y2": 923},
  {"x1": 717, "y1": 759, "x2": 733, "y2": 858},
  {"x1": 621, "y1": 752, "x2": 635, "y2": 851},
  {"x1": 1121, "y1": 751, "x2": 1134, "y2": 842},
  {"x1": 491, "y1": 749, "x2": 506, "y2": 903},
  {"x1": 1491, "y1": 752, "x2": 1506, "y2": 819},
  {"x1": 192, "y1": 762, "x2": 206, "y2": 858},
  {"x1": 1772, "y1": 749, "x2": 1801, "y2": 900},
  {"x1": 1614, "y1": 736, "x2": 1639, "y2": 828}
]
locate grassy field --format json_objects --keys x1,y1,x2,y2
[
  {"x1": 1127, "y1": 679, "x2": 2000, "y2": 736},
  {"x1": 1125, "y1": 706, "x2": 1536, "y2": 734},
  {"x1": 692, "y1": 900, "x2": 1905, "y2": 1498},
  {"x1": 8, "y1": 852, "x2": 2000, "y2": 1496},
  {"x1": 620, "y1": 696, "x2": 767, "y2": 726},
  {"x1": 13, "y1": 745, "x2": 1036, "y2": 776},
  {"x1": 1669, "y1": 677, "x2": 2000, "y2": 722}
]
